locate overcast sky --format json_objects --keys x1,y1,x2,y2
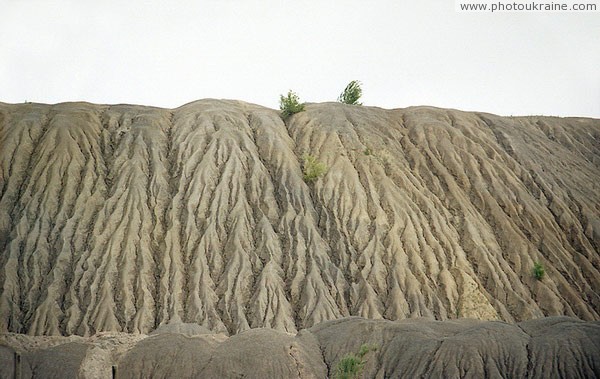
[{"x1": 1, "y1": 1, "x2": 599, "y2": 117}]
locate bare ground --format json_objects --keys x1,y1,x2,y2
[{"x1": 0, "y1": 100, "x2": 599, "y2": 338}]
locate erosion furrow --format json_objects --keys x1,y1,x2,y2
[{"x1": 0, "y1": 99, "x2": 598, "y2": 336}]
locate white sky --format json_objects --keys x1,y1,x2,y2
[{"x1": 1, "y1": 0, "x2": 599, "y2": 117}]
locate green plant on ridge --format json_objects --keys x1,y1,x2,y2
[
  {"x1": 338, "y1": 80, "x2": 363, "y2": 105},
  {"x1": 334, "y1": 343, "x2": 377, "y2": 379},
  {"x1": 279, "y1": 90, "x2": 305, "y2": 117},
  {"x1": 335, "y1": 354, "x2": 363, "y2": 379},
  {"x1": 533, "y1": 262, "x2": 545, "y2": 280},
  {"x1": 357, "y1": 343, "x2": 377, "y2": 358},
  {"x1": 302, "y1": 155, "x2": 327, "y2": 183}
]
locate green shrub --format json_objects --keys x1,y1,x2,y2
[
  {"x1": 334, "y1": 344, "x2": 377, "y2": 379},
  {"x1": 279, "y1": 90, "x2": 305, "y2": 117},
  {"x1": 335, "y1": 353, "x2": 364, "y2": 379},
  {"x1": 338, "y1": 80, "x2": 363, "y2": 105},
  {"x1": 533, "y1": 262, "x2": 545, "y2": 280},
  {"x1": 357, "y1": 343, "x2": 377, "y2": 358},
  {"x1": 302, "y1": 155, "x2": 327, "y2": 183}
]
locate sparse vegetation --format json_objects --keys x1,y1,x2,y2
[
  {"x1": 358, "y1": 343, "x2": 377, "y2": 357},
  {"x1": 302, "y1": 155, "x2": 327, "y2": 183},
  {"x1": 533, "y1": 262, "x2": 545, "y2": 280},
  {"x1": 334, "y1": 344, "x2": 377, "y2": 379},
  {"x1": 363, "y1": 147, "x2": 372, "y2": 156},
  {"x1": 338, "y1": 80, "x2": 363, "y2": 105},
  {"x1": 279, "y1": 90, "x2": 305, "y2": 117},
  {"x1": 335, "y1": 354, "x2": 363, "y2": 379}
]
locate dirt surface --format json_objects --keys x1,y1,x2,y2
[
  {"x1": 1, "y1": 317, "x2": 598, "y2": 378},
  {"x1": 0, "y1": 99, "x2": 599, "y2": 338}
]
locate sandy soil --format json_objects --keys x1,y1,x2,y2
[
  {"x1": 1, "y1": 317, "x2": 599, "y2": 378},
  {"x1": 0, "y1": 100, "x2": 598, "y2": 339}
]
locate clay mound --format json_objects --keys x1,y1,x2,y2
[
  {"x1": 187, "y1": 328, "x2": 325, "y2": 378},
  {"x1": 0, "y1": 345, "x2": 16, "y2": 378},
  {"x1": 310, "y1": 316, "x2": 600, "y2": 378},
  {"x1": 1, "y1": 317, "x2": 598, "y2": 378},
  {"x1": 0, "y1": 342, "x2": 89, "y2": 379},
  {"x1": 116, "y1": 333, "x2": 221, "y2": 378},
  {"x1": 0, "y1": 99, "x2": 599, "y2": 337}
]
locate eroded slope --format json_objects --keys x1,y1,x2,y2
[
  {"x1": 0, "y1": 100, "x2": 599, "y2": 336},
  {"x1": 1, "y1": 317, "x2": 599, "y2": 378}
]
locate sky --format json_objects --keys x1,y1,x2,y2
[{"x1": 1, "y1": 0, "x2": 599, "y2": 117}]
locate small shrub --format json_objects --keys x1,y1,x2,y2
[
  {"x1": 334, "y1": 344, "x2": 377, "y2": 379},
  {"x1": 357, "y1": 343, "x2": 377, "y2": 358},
  {"x1": 335, "y1": 354, "x2": 364, "y2": 379},
  {"x1": 279, "y1": 90, "x2": 305, "y2": 117},
  {"x1": 338, "y1": 80, "x2": 363, "y2": 105},
  {"x1": 363, "y1": 147, "x2": 372, "y2": 156},
  {"x1": 302, "y1": 155, "x2": 327, "y2": 183},
  {"x1": 533, "y1": 262, "x2": 545, "y2": 280}
]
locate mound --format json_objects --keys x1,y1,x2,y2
[
  {"x1": 0, "y1": 317, "x2": 598, "y2": 378},
  {"x1": 0, "y1": 100, "x2": 599, "y2": 337}
]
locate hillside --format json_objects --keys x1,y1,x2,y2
[
  {"x1": 0, "y1": 99, "x2": 599, "y2": 338},
  {"x1": 2, "y1": 317, "x2": 599, "y2": 378}
]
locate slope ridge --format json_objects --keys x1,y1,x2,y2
[{"x1": 0, "y1": 100, "x2": 599, "y2": 336}]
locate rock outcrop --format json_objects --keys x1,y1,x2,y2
[{"x1": 0, "y1": 99, "x2": 599, "y2": 338}]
